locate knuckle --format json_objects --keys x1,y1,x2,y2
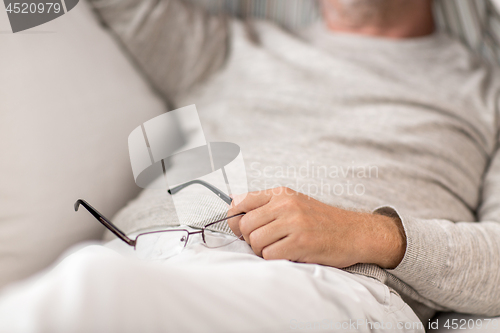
[
  {"x1": 239, "y1": 216, "x2": 251, "y2": 235},
  {"x1": 295, "y1": 233, "x2": 310, "y2": 249},
  {"x1": 282, "y1": 187, "x2": 294, "y2": 198},
  {"x1": 276, "y1": 196, "x2": 294, "y2": 210},
  {"x1": 261, "y1": 246, "x2": 274, "y2": 260},
  {"x1": 239, "y1": 222, "x2": 248, "y2": 236},
  {"x1": 292, "y1": 208, "x2": 307, "y2": 221},
  {"x1": 248, "y1": 231, "x2": 260, "y2": 247},
  {"x1": 227, "y1": 215, "x2": 239, "y2": 227},
  {"x1": 272, "y1": 186, "x2": 287, "y2": 197}
]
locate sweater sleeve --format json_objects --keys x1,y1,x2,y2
[
  {"x1": 87, "y1": 0, "x2": 230, "y2": 102},
  {"x1": 375, "y1": 143, "x2": 500, "y2": 316}
]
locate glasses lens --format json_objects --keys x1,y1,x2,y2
[
  {"x1": 135, "y1": 230, "x2": 189, "y2": 260},
  {"x1": 203, "y1": 215, "x2": 244, "y2": 248}
]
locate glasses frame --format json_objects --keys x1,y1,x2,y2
[
  {"x1": 74, "y1": 179, "x2": 245, "y2": 251},
  {"x1": 168, "y1": 179, "x2": 232, "y2": 205}
]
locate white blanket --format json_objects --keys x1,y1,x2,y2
[{"x1": 0, "y1": 227, "x2": 423, "y2": 333}]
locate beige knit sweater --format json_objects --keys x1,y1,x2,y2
[{"x1": 90, "y1": 0, "x2": 500, "y2": 322}]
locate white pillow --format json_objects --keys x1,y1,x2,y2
[{"x1": 0, "y1": 1, "x2": 167, "y2": 288}]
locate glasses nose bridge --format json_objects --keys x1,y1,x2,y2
[{"x1": 186, "y1": 229, "x2": 204, "y2": 245}]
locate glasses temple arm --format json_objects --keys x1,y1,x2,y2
[
  {"x1": 203, "y1": 212, "x2": 246, "y2": 229},
  {"x1": 168, "y1": 180, "x2": 232, "y2": 205},
  {"x1": 74, "y1": 199, "x2": 135, "y2": 246}
]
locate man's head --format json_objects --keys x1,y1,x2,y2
[{"x1": 321, "y1": 0, "x2": 435, "y2": 38}]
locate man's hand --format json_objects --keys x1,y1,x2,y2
[{"x1": 227, "y1": 187, "x2": 406, "y2": 269}]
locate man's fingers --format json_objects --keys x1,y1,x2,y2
[
  {"x1": 260, "y1": 235, "x2": 299, "y2": 261},
  {"x1": 227, "y1": 200, "x2": 275, "y2": 239},
  {"x1": 226, "y1": 214, "x2": 244, "y2": 238},
  {"x1": 238, "y1": 204, "x2": 277, "y2": 243},
  {"x1": 227, "y1": 188, "x2": 285, "y2": 238},
  {"x1": 226, "y1": 187, "x2": 297, "y2": 248},
  {"x1": 228, "y1": 189, "x2": 274, "y2": 216},
  {"x1": 247, "y1": 218, "x2": 290, "y2": 257}
]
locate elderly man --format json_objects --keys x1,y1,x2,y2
[{"x1": 0, "y1": 0, "x2": 498, "y2": 332}]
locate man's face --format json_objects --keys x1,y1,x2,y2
[
  {"x1": 321, "y1": 0, "x2": 434, "y2": 38},
  {"x1": 322, "y1": 0, "x2": 394, "y2": 28}
]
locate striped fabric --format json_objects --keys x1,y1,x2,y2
[
  {"x1": 188, "y1": 0, "x2": 500, "y2": 65},
  {"x1": 172, "y1": 193, "x2": 235, "y2": 234},
  {"x1": 187, "y1": 0, "x2": 320, "y2": 29},
  {"x1": 435, "y1": 0, "x2": 500, "y2": 65}
]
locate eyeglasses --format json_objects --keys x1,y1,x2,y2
[{"x1": 75, "y1": 180, "x2": 245, "y2": 260}]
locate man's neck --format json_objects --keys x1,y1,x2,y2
[{"x1": 321, "y1": 0, "x2": 435, "y2": 39}]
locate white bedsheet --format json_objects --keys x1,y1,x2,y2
[{"x1": 0, "y1": 227, "x2": 423, "y2": 333}]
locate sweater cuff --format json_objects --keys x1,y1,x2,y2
[{"x1": 372, "y1": 206, "x2": 449, "y2": 287}]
